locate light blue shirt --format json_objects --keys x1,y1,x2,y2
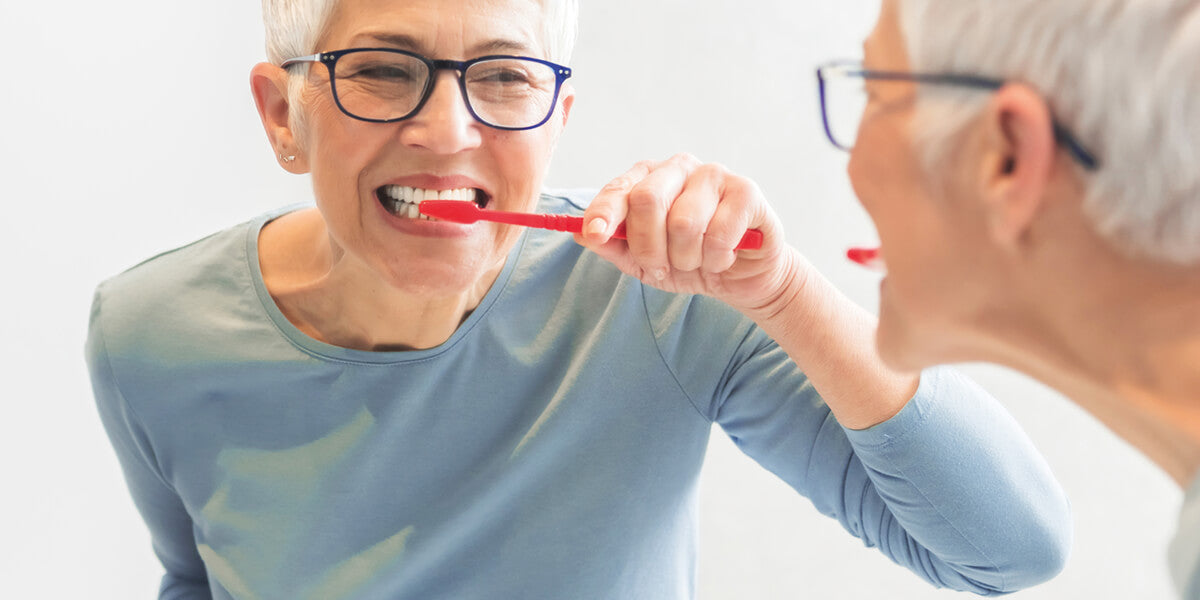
[
  {"x1": 87, "y1": 191, "x2": 1071, "y2": 599},
  {"x1": 1172, "y1": 474, "x2": 1200, "y2": 598}
]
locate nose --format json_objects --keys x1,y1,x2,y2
[{"x1": 399, "y1": 71, "x2": 484, "y2": 154}]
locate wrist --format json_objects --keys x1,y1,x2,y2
[{"x1": 739, "y1": 248, "x2": 817, "y2": 325}]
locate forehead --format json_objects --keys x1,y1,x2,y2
[{"x1": 323, "y1": 0, "x2": 546, "y2": 57}]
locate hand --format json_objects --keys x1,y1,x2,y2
[{"x1": 576, "y1": 153, "x2": 804, "y2": 317}]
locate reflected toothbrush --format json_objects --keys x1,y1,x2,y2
[
  {"x1": 847, "y1": 246, "x2": 886, "y2": 273},
  {"x1": 419, "y1": 200, "x2": 764, "y2": 250}
]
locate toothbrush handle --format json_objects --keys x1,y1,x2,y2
[
  {"x1": 516, "y1": 212, "x2": 763, "y2": 250},
  {"x1": 604, "y1": 221, "x2": 764, "y2": 251}
]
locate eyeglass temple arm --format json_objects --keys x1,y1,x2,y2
[{"x1": 280, "y1": 53, "x2": 323, "y2": 68}]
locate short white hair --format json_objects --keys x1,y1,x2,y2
[
  {"x1": 897, "y1": 0, "x2": 1200, "y2": 265},
  {"x1": 261, "y1": 0, "x2": 580, "y2": 65}
]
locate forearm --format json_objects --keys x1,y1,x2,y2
[
  {"x1": 743, "y1": 247, "x2": 918, "y2": 430},
  {"x1": 839, "y1": 367, "x2": 1072, "y2": 592}
]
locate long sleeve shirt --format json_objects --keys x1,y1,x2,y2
[{"x1": 87, "y1": 191, "x2": 1071, "y2": 599}]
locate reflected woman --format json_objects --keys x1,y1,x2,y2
[{"x1": 821, "y1": 0, "x2": 1200, "y2": 596}]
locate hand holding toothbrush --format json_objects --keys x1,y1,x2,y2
[{"x1": 575, "y1": 153, "x2": 810, "y2": 319}]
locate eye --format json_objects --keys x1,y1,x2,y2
[
  {"x1": 349, "y1": 64, "x2": 417, "y2": 82},
  {"x1": 471, "y1": 66, "x2": 533, "y2": 85}
]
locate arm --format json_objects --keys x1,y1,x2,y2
[
  {"x1": 577, "y1": 155, "x2": 915, "y2": 429},
  {"x1": 722, "y1": 354, "x2": 1071, "y2": 594},
  {"x1": 579, "y1": 156, "x2": 1071, "y2": 592},
  {"x1": 87, "y1": 292, "x2": 213, "y2": 600}
]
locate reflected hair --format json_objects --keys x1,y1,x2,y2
[{"x1": 897, "y1": 0, "x2": 1200, "y2": 265}]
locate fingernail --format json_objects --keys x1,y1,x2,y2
[
  {"x1": 585, "y1": 218, "x2": 608, "y2": 237},
  {"x1": 653, "y1": 268, "x2": 669, "y2": 281}
]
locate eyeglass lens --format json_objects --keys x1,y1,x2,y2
[
  {"x1": 822, "y1": 74, "x2": 868, "y2": 151},
  {"x1": 330, "y1": 51, "x2": 560, "y2": 128}
]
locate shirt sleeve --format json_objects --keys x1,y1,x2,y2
[
  {"x1": 653, "y1": 293, "x2": 1071, "y2": 595},
  {"x1": 86, "y1": 290, "x2": 214, "y2": 600}
]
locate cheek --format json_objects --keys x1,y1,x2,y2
[
  {"x1": 847, "y1": 125, "x2": 908, "y2": 222},
  {"x1": 490, "y1": 132, "x2": 558, "y2": 210}
]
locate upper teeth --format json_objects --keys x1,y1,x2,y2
[
  {"x1": 382, "y1": 186, "x2": 478, "y2": 204},
  {"x1": 380, "y1": 186, "x2": 479, "y2": 219}
]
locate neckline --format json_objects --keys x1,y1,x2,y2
[{"x1": 243, "y1": 205, "x2": 526, "y2": 365}]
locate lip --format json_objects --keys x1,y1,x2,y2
[
  {"x1": 372, "y1": 196, "x2": 478, "y2": 238},
  {"x1": 371, "y1": 173, "x2": 494, "y2": 237}
]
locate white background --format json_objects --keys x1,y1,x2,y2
[{"x1": 0, "y1": 0, "x2": 1180, "y2": 598}]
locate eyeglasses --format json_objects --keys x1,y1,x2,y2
[
  {"x1": 281, "y1": 48, "x2": 573, "y2": 131},
  {"x1": 816, "y1": 61, "x2": 1100, "y2": 170}
]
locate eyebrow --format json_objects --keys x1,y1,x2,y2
[{"x1": 355, "y1": 32, "x2": 535, "y2": 57}]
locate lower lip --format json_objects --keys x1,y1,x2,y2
[{"x1": 373, "y1": 197, "x2": 475, "y2": 238}]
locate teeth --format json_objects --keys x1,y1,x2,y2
[{"x1": 379, "y1": 186, "x2": 480, "y2": 219}]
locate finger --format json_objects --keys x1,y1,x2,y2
[
  {"x1": 624, "y1": 154, "x2": 699, "y2": 280},
  {"x1": 701, "y1": 173, "x2": 768, "y2": 274},
  {"x1": 573, "y1": 231, "x2": 635, "y2": 273},
  {"x1": 584, "y1": 160, "x2": 658, "y2": 244},
  {"x1": 666, "y1": 164, "x2": 723, "y2": 273}
]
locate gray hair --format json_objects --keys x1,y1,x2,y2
[
  {"x1": 897, "y1": 0, "x2": 1200, "y2": 265},
  {"x1": 261, "y1": 0, "x2": 580, "y2": 65}
]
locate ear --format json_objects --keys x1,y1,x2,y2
[
  {"x1": 557, "y1": 82, "x2": 575, "y2": 128},
  {"x1": 980, "y1": 83, "x2": 1057, "y2": 249},
  {"x1": 250, "y1": 63, "x2": 309, "y2": 173}
]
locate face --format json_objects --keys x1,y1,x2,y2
[
  {"x1": 294, "y1": 0, "x2": 573, "y2": 296},
  {"x1": 848, "y1": 0, "x2": 997, "y2": 370}
]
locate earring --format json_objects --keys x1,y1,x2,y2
[{"x1": 279, "y1": 153, "x2": 296, "y2": 163}]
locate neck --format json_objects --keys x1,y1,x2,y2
[
  {"x1": 258, "y1": 208, "x2": 503, "y2": 351},
  {"x1": 979, "y1": 233, "x2": 1200, "y2": 486}
]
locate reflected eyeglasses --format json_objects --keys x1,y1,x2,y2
[{"x1": 816, "y1": 61, "x2": 1100, "y2": 171}]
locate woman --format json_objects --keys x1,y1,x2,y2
[
  {"x1": 823, "y1": 0, "x2": 1200, "y2": 596},
  {"x1": 87, "y1": 0, "x2": 1070, "y2": 597}
]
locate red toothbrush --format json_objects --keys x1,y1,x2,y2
[
  {"x1": 847, "y1": 247, "x2": 886, "y2": 272},
  {"x1": 419, "y1": 200, "x2": 764, "y2": 250}
]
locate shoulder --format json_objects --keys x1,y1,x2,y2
[
  {"x1": 94, "y1": 221, "x2": 251, "y2": 325},
  {"x1": 537, "y1": 188, "x2": 597, "y2": 214},
  {"x1": 88, "y1": 210, "x2": 287, "y2": 368}
]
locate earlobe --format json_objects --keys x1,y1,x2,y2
[
  {"x1": 983, "y1": 84, "x2": 1056, "y2": 249},
  {"x1": 250, "y1": 63, "x2": 307, "y2": 173}
]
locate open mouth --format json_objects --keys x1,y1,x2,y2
[{"x1": 376, "y1": 185, "x2": 491, "y2": 219}]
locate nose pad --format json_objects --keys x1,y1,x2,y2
[{"x1": 400, "y1": 72, "x2": 482, "y2": 153}]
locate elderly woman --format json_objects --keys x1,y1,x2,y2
[
  {"x1": 820, "y1": 0, "x2": 1200, "y2": 596},
  {"x1": 87, "y1": 0, "x2": 1071, "y2": 598}
]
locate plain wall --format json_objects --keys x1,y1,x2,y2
[{"x1": 0, "y1": 0, "x2": 1181, "y2": 597}]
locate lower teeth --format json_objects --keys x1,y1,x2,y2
[{"x1": 381, "y1": 197, "x2": 422, "y2": 219}]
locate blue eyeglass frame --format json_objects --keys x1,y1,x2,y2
[
  {"x1": 816, "y1": 61, "x2": 1100, "y2": 171},
  {"x1": 280, "y1": 47, "x2": 573, "y2": 131}
]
